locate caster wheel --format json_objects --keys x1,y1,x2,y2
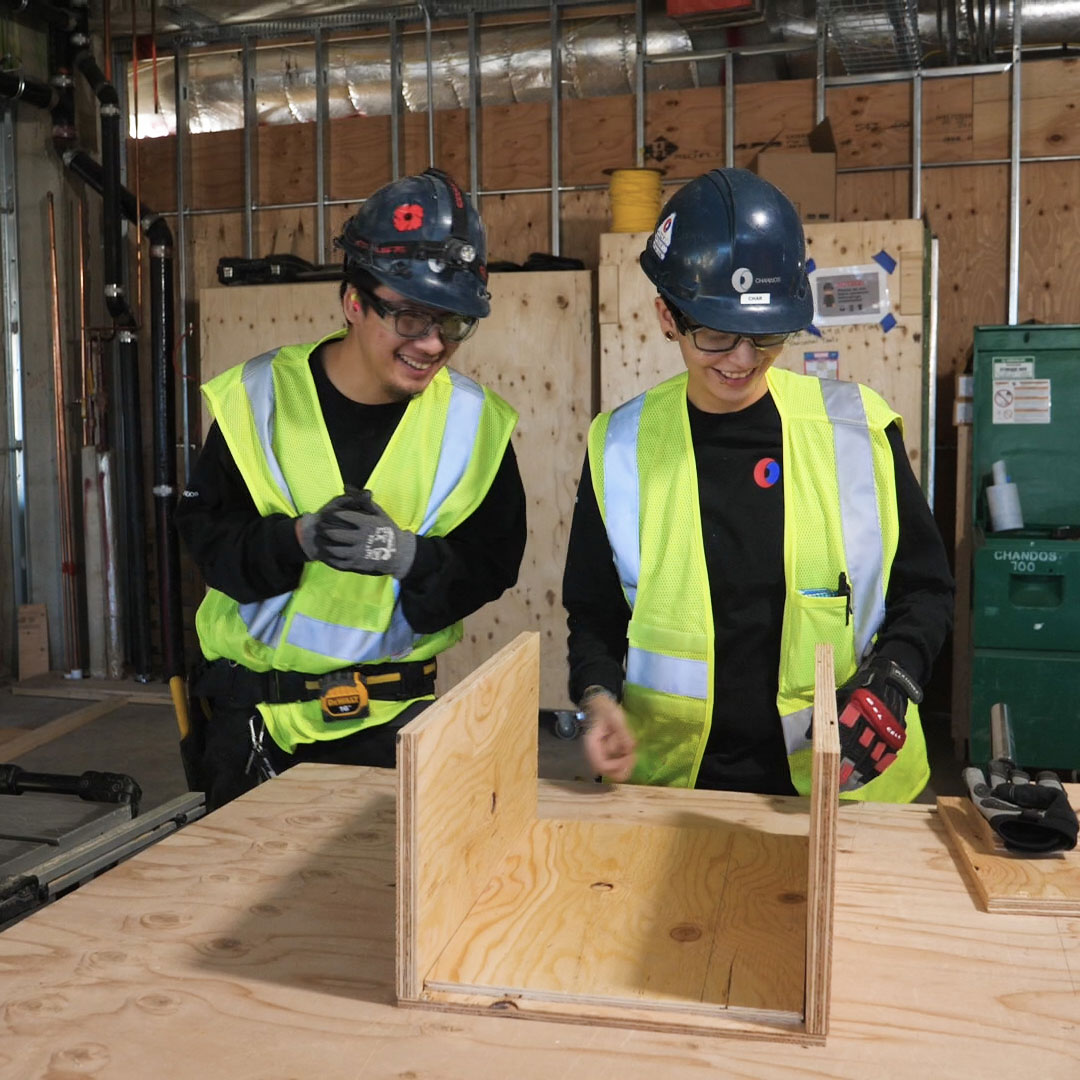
[{"x1": 553, "y1": 711, "x2": 581, "y2": 740}]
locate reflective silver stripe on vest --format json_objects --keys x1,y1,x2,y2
[
  {"x1": 420, "y1": 369, "x2": 484, "y2": 534},
  {"x1": 780, "y1": 705, "x2": 814, "y2": 756},
  {"x1": 601, "y1": 393, "x2": 646, "y2": 608},
  {"x1": 627, "y1": 646, "x2": 709, "y2": 700},
  {"x1": 819, "y1": 380, "x2": 886, "y2": 662},
  {"x1": 235, "y1": 359, "x2": 479, "y2": 660},
  {"x1": 238, "y1": 592, "x2": 290, "y2": 650},
  {"x1": 287, "y1": 583, "x2": 418, "y2": 663},
  {"x1": 242, "y1": 348, "x2": 296, "y2": 511}
]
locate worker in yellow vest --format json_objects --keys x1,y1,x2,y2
[
  {"x1": 562, "y1": 169, "x2": 954, "y2": 801},
  {"x1": 177, "y1": 169, "x2": 526, "y2": 810}
]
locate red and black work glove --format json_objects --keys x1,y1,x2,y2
[{"x1": 835, "y1": 654, "x2": 922, "y2": 792}]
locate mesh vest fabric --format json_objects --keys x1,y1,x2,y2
[
  {"x1": 589, "y1": 367, "x2": 928, "y2": 802},
  {"x1": 195, "y1": 332, "x2": 517, "y2": 752}
]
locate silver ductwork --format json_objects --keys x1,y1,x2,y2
[
  {"x1": 128, "y1": 1, "x2": 1080, "y2": 137},
  {"x1": 130, "y1": 15, "x2": 696, "y2": 136}
]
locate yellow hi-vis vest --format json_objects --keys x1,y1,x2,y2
[
  {"x1": 588, "y1": 366, "x2": 928, "y2": 802},
  {"x1": 195, "y1": 330, "x2": 517, "y2": 753}
]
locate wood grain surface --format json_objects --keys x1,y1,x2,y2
[
  {"x1": 198, "y1": 272, "x2": 591, "y2": 708},
  {"x1": 599, "y1": 221, "x2": 929, "y2": 483},
  {"x1": 397, "y1": 632, "x2": 539, "y2": 1000},
  {"x1": 937, "y1": 792, "x2": 1080, "y2": 915},
  {"x1": 2, "y1": 766, "x2": 1079, "y2": 1077}
]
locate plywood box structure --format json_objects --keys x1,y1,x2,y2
[
  {"x1": 599, "y1": 221, "x2": 931, "y2": 490},
  {"x1": 396, "y1": 632, "x2": 840, "y2": 1042},
  {"x1": 198, "y1": 271, "x2": 592, "y2": 708}
]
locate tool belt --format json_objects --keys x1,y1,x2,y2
[{"x1": 194, "y1": 657, "x2": 437, "y2": 722}]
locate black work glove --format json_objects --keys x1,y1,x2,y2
[
  {"x1": 298, "y1": 486, "x2": 417, "y2": 578},
  {"x1": 963, "y1": 760, "x2": 1079, "y2": 854},
  {"x1": 834, "y1": 654, "x2": 922, "y2": 791}
]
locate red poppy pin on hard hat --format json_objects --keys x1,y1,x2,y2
[{"x1": 393, "y1": 203, "x2": 424, "y2": 231}]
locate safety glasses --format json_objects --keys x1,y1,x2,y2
[
  {"x1": 670, "y1": 307, "x2": 791, "y2": 354},
  {"x1": 355, "y1": 285, "x2": 479, "y2": 344}
]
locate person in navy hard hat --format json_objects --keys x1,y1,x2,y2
[
  {"x1": 563, "y1": 168, "x2": 953, "y2": 801},
  {"x1": 177, "y1": 169, "x2": 526, "y2": 810}
]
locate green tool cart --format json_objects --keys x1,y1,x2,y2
[{"x1": 969, "y1": 325, "x2": 1080, "y2": 770}]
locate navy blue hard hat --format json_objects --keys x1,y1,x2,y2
[
  {"x1": 335, "y1": 168, "x2": 491, "y2": 318},
  {"x1": 639, "y1": 168, "x2": 813, "y2": 334}
]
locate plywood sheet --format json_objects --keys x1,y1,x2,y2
[
  {"x1": 198, "y1": 271, "x2": 591, "y2": 708},
  {"x1": 17, "y1": 603, "x2": 49, "y2": 681},
  {"x1": 397, "y1": 632, "x2": 539, "y2": 999},
  {"x1": 426, "y1": 817, "x2": 807, "y2": 1017},
  {"x1": 937, "y1": 790, "x2": 1080, "y2": 915},
  {"x1": 598, "y1": 221, "x2": 928, "y2": 481}
]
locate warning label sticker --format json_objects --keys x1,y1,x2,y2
[{"x1": 992, "y1": 378, "x2": 1051, "y2": 424}]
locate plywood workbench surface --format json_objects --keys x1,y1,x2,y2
[{"x1": 2, "y1": 766, "x2": 1078, "y2": 1078}]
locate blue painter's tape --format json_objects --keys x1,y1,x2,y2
[
  {"x1": 806, "y1": 323, "x2": 823, "y2": 338},
  {"x1": 806, "y1": 257, "x2": 816, "y2": 274},
  {"x1": 873, "y1": 249, "x2": 897, "y2": 274},
  {"x1": 880, "y1": 312, "x2": 897, "y2": 333}
]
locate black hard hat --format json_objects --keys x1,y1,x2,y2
[
  {"x1": 335, "y1": 168, "x2": 491, "y2": 318},
  {"x1": 639, "y1": 168, "x2": 813, "y2": 334}
]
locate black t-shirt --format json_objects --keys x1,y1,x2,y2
[
  {"x1": 562, "y1": 389, "x2": 954, "y2": 796},
  {"x1": 176, "y1": 344, "x2": 527, "y2": 635}
]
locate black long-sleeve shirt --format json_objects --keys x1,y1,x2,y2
[
  {"x1": 562, "y1": 391, "x2": 954, "y2": 795},
  {"x1": 176, "y1": 345, "x2": 527, "y2": 637}
]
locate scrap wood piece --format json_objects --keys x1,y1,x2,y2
[{"x1": 937, "y1": 792, "x2": 1080, "y2": 915}]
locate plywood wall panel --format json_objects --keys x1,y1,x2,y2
[
  {"x1": 131, "y1": 135, "x2": 177, "y2": 213},
  {"x1": 922, "y1": 165, "x2": 1008, "y2": 379},
  {"x1": 482, "y1": 102, "x2": 551, "y2": 191},
  {"x1": 1019, "y1": 159, "x2": 1080, "y2": 325},
  {"x1": 189, "y1": 129, "x2": 245, "y2": 210},
  {"x1": 480, "y1": 192, "x2": 550, "y2": 264},
  {"x1": 835, "y1": 170, "x2": 909, "y2": 221},
  {"x1": 198, "y1": 271, "x2": 591, "y2": 708},
  {"x1": 599, "y1": 221, "x2": 928, "y2": 477},
  {"x1": 327, "y1": 115, "x2": 394, "y2": 200},
  {"x1": 732, "y1": 78, "x2": 816, "y2": 167},
  {"x1": 561, "y1": 94, "x2": 636, "y2": 185},
  {"x1": 560, "y1": 188, "x2": 614, "y2": 269},
  {"x1": 258, "y1": 122, "x2": 316, "y2": 207}
]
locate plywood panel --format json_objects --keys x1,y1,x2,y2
[
  {"x1": 189, "y1": 129, "x2": 244, "y2": 210},
  {"x1": 733, "y1": 79, "x2": 816, "y2": 168},
  {"x1": 599, "y1": 221, "x2": 928, "y2": 478},
  {"x1": 1019, "y1": 159, "x2": 1080, "y2": 325},
  {"x1": 922, "y1": 165, "x2": 1008, "y2": 379},
  {"x1": 397, "y1": 632, "x2": 539, "y2": 1000},
  {"x1": 198, "y1": 270, "x2": 591, "y2": 708},
  {"x1": 426, "y1": 817, "x2": 808, "y2": 1016},
  {"x1": 440, "y1": 270, "x2": 593, "y2": 707},
  {"x1": 836, "y1": 169, "x2": 909, "y2": 222},
  {"x1": 938, "y1": 789, "x2": 1080, "y2": 914},
  {"x1": 480, "y1": 192, "x2": 551, "y2": 264},
  {"x1": 327, "y1": 114, "x2": 394, "y2": 200}
]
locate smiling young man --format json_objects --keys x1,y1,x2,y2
[
  {"x1": 177, "y1": 169, "x2": 526, "y2": 810},
  {"x1": 562, "y1": 168, "x2": 954, "y2": 802}
]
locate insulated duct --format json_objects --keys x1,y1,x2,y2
[
  {"x1": 130, "y1": 14, "x2": 695, "y2": 135},
  {"x1": 128, "y1": 1, "x2": 1080, "y2": 137}
]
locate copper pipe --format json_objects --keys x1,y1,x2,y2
[
  {"x1": 103, "y1": 0, "x2": 111, "y2": 83},
  {"x1": 77, "y1": 194, "x2": 89, "y2": 446},
  {"x1": 131, "y1": 0, "x2": 143, "y2": 318},
  {"x1": 47, "y1": 191, "x2": 81, "y2": 675}
]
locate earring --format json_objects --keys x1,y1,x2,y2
[{"x1": 664, "y1": 331, "x2": 675, "y2": 341}]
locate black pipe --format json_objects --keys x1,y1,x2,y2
[
  {"x1": 0, "y1": 70, "x2": 58, "y2": 110},
  {"x1": 63, "y1": 148, "x2": 183, "y2": 678}
]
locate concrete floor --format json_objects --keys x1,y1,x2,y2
[{"x1": 0, "y1": 678, "x2": 968, "y2": 813}]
